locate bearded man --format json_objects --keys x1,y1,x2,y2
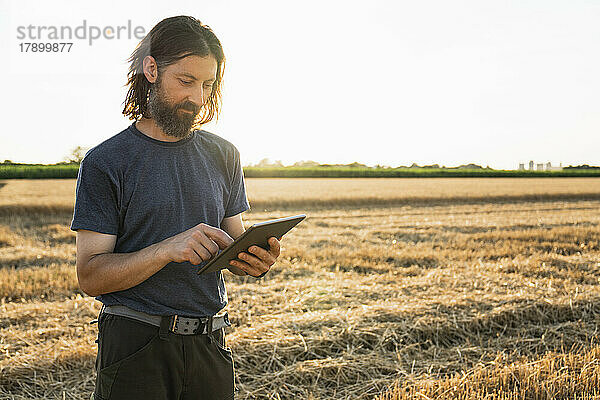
[{"x1": 70, "y1": 15, "x2": 280, "y2": 400}]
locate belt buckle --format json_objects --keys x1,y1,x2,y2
[{"x1": 170, "y1": 315, "x2": 205, "y2": 335}]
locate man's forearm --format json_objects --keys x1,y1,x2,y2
[{"x1": 79, "y1": 241, "x2": 170, "y2": 297}]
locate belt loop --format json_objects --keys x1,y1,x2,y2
[
  {"x1": 159, "y1": 316, "x2": 172, "y2": 341},
  {"x1": 207, "y1": 315, "x2": 214, "y2": 338},
  {"x1": 91, "y1": 304, "x2": 106, "y2": 326}
]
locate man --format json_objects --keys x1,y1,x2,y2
[{"x1": 70, "y1": 16, "x2": 280, "y2": 400}]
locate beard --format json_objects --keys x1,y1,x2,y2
[{"x1": 147, "y1": 78, "x2": 200, "y2": 139}]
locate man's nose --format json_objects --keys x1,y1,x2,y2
[{"x1": 190, "y1": 87, "x2": 205, "y2": 108}]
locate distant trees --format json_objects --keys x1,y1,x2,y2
[
  {"x1": 292, "y1": 160, "x2": 320, "y2": 167},
  {"x1": 401, "y1": 163, "x2": 484, "y2": 169},
  {"x1": 250, "y1": 158, "x2": 285, "y2": 168},
  {"x1": 63, "y1": 146, "x2": 89, "y2": 164},
  {"x1": 565, "y1": 164, "x2": 600, "y2": 170},
  {"x1": 319, "y1": 162, "x2": 369, "y2": 168},
  {"x1": 249, "y1": 158, "x2": 323, "y2": 167},
  {"x1": 243, "y1": 160, "x2": 493, "y2": 169},
  {"x1": 456, "y1": 163, "x2": 485, "y2": 170}
]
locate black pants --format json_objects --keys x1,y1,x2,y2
[{"x1": 93, "y1": 311, "x2": 236, "y2": 400}]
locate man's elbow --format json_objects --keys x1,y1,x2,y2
[
  {"x1": 77, "y1": 274, "x2": 99, "y2": 297},
  {"x1": 76, "y1": 260, "x2": 99, "y2": 297}
]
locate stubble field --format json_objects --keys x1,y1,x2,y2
[{"x1": 1, "y1": 178, "x2": 600, "y2": 399}]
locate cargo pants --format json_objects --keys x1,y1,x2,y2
[{"x1": 91, "y1": 309, "x2": 236, "y2": 400}]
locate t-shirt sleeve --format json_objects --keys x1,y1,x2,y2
[
  {"x1": 70, "y1": 152, "x2": 120, "y2": 235},
  {"x1": 224, "y1": 147, "x2": 251, "y2": 217}
]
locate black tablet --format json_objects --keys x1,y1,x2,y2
[{"x1": 197, "y1": 214, "x2": 306, "y2": 274}]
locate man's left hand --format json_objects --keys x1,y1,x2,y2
[{"x1": 229, "y1": 237, "x2": 280, "y2": 277}]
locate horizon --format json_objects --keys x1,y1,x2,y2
[{"x1": 1, "y1": 158, "x2": 595, "y2": 171}]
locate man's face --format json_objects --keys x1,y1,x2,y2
[{"x1": 147, "y1": 55, "x2": 217, "y2": 138}]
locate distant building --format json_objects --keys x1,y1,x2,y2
[
  {"x1": 523, "y1": 160, "x2": 562, "y2": 172},
  {"x1": 545, "y1": 162, "x2": 563, "y2": 171}
]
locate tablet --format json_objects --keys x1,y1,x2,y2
[{"x1": 197, "y1": 214, "x2": 306, "y2": 274}]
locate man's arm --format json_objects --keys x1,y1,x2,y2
[
  {"x1": 76, "y1": 223, "x2": 235, "y2": 297},
  {"x1": 75, "y1": 230, "x2": 169, "y2": 297}
]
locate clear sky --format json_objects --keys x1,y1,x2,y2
[{"x1": 1, "y1": 0, "x2": 599, "y2": 169}]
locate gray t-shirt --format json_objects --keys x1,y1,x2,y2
[{"x1": 70, "y1": 122, "x2": 250, "y2": 317}]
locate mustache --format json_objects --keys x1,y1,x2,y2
[{"x1": 177, "y1": 102, "x2": 200, "y2": 114}]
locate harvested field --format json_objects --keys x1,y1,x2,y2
[
  {"x1": 3, "y1": 177, "x2": 600, "y2": 215},
  {"x1": 1, "y1": 178, "x2": 599, "y2": 399}
]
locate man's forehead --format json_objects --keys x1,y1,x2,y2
[{"x1": 169, "y1": 55, "x2": 217, "y2": 79}]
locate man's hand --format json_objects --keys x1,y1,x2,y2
[
  {"x1": 159, "y1": 223, "x2": 234, "y2": 265},
  {"x1": 229, "y1": 237, "x2": 281, "y2": 277}
]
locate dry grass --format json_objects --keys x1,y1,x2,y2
[
  {"x1": 3, "y1": 178, "x2": 600, "y2": 215},
  {"x1": 378, "y1": 346, "x2": 600, "y2": 399},
  {"x1": 1, "y1": 178, "x2": 600, "y2": 399}
]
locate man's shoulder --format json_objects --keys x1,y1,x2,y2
[
  {"x1": 197, "y1": 129, "x2": 240, "y2": 156},
  {"x1": 82, "y1": 125, "x2": 134, "y2": 165}
]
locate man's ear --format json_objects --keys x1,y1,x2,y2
[{"x1": 142, "y1": 56, "x2": 158, "y2": 84}]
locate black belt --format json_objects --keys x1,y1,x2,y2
[{"x1": 100, "y1": 304, "x2": 230, "y2": 335}]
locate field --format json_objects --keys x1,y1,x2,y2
[
  {"x1": 3, "y1": 163, "x2": 600, "y2": 179},
  {"x1": 1, "y1": 178, "x2": 600, "y2": 399}
]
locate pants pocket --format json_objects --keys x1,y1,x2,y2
[
  {"x1": 96, "y1": 335, "x2": 160, "y2": 399},
  {"x1": 176, "y1": 331, "x2": 236, "y2": 399},
  {"x1": 214, "y1": 328, "x2": 230, "y2": 350},
  {"x1": 211, "y1": 327, "x2": 233, "y2": 361},
  {"x1": 94, "y1": 314, "x2": 160, "y2": 399},
  {"x1": 209, "y1": 328, "x2": 236, "y2": 396}
]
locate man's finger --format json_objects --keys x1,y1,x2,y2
[
  {"x1": 195, "y1": 236, "x2": 219, "y2": 257},
  {"x1": 268, "y1": 237, "x2": 280, "y2": 257},
  {"x1": 247, "y1": 247, "x2": 275, "y2": 266},
  {"x1": 192, "y1": 247, "x2": 212, "y2": 263},
  {"x1": 230, "y1": 259, "x2": 262, "y2": 276},
  {"x1": 237, "y1": 251, "x2": 270, "y2": 270},
  {"x1": 201, "y1": 225, "x2": 234, "y2": 249}
]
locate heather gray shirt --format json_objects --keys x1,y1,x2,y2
[{"x1": 70, "y1": 122, "x2": 250, "y2": 317}]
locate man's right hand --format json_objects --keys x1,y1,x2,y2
[{"x1": 159, "y1": 223, "x2": 234, "y2": 265}]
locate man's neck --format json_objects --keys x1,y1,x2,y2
[{"x1": 135, "y1": 118, "x2": 190, "y2": 142}]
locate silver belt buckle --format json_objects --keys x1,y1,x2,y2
[{"x1": 170, "y1": 315, "x2": 205, "y2": 335}]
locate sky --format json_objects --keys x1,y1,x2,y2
[{"x1": 1, "y1": 0, "x2": 599, "y2": 169}]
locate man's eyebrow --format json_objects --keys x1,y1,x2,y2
[
  {"x1": 178, "y1": 72, "x2": 198, "y2": 80},
  {"x1": 177, "y1": 72, "x2": 216, "y2": 82}
]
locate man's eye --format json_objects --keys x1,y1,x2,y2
[{"x1": 180, "y1": 79, "x2": 192, "y2": 85}]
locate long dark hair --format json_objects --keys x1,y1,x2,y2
[{"x1": 122, "y1": 16, "x2": 225, "y2": 127}]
